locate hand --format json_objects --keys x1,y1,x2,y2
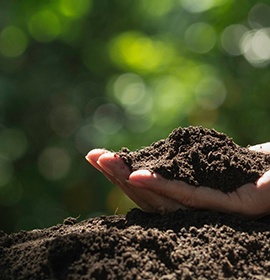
[{"x1": 86, "y1": 143, "x2": 270, "y2": 218}]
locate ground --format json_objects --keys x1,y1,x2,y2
[{"x1": 1, "y1": 208, "x2": 270, "y2": 279}]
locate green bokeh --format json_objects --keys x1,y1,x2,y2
[{"x1": 1, "y1": 0, "x2": 270, "y2": 232}]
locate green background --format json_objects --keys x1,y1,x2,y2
[{"x1": 1, "y1": 0, "x2": 270, "y2": 232}]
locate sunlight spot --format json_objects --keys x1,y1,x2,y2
[
  {"x1": 38, "y1": 148, "x2": 71, "y2": 180},
  {"x1": 248, "y1": 3, "x2": 270, "y2": 29},
  {"x1": 58, "y1": 0, "x2": 92, "y2": 18},
  {"x1": 125, "y1": 94, "x2": 153, "y2": 116},
  {"x1": 75, "y1": 124, "x2": 106, "y2": 154},
  {"x1": 93, "y1": 103, "x2": 123, "y2": 135},
  {"x1": 113, "y1": 73, "x2": 146, "y2": 106},
  {"x1": 49, "y1": 105, "x2": 81, "y2": 138},
  {"x1": 109, "y1": 32, "x2": 174, "y2": 72},
  {"x1": 0, "y1": 26, "x2": 28, "y2": 58},
  {"x1": 137, "y1": 0, "x2": 175, "y2": 17},
  {"x1": 180, "y1": 0, "x2": 228, "y2": 13},
  {"x1": 221, "y1": 24, "x2": 248, "y2": 56},
  {"x1": 240, "y1": 29, "x2": 270, "y2": 67},
  {"x1": 28, "y1": 10, "x2": 61, "y2": 42},
  {"x1": 185, "y1": 22, "x2": 216, "y2": 54},
  {"x1": 195, "y1": 77, "x2": 226, "y2": 110}
]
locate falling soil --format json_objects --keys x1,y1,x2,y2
[
  {"x1": 1, "y1": 209, "x2": 270, "y2": 280},
  {"x1": 118, "y1": 126, "x2": 270, "y2": 193}
]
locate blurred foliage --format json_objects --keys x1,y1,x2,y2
[{"x1": 1, "y1": 0, "x2": 270, "y2": 232}]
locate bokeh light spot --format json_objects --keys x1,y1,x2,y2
[
  {"x1": 125, "y1": 94, "x2": 153, "y2": 117},
  {"x1": 180, "y1": 0, "x2": 228, "y2": 13},
  {"x1": 38, "y1": 147, "x2": 71, "y2": 180},
  {"x1": 137, "y1": 0, "x2": 175, "y2": 17},
  {"x1": 59, "y1": 0, "x2": 92, "y2": 19},
  {"x1": 113, "y1": 73, "x2": 146, "y2": 106},
  {"x1": 195, "y1": 77, "x2": 226, "y2": 110},
  {"x1": 125, "y1": 115, "x2": 154, "y2": 133},
  {"x1": 28, "y1": 10, "x2": 61, "y2": 42},
  {"x1": 221, "y1": 24, "x2": 248, "y2": 56},
  {"x1": 109, "y1": 32, "x2": 174, "y2": 72},
  {"x1": 113, "y1": 73, "x2": 152, "y2": 117},
  {"x1": 248, "y1": 3, "x2": 270, "y2": 29},
  {"x1": 49, "y1": 105, "x2": 81, "y2": 138},
  {"x1": 0, "y1": 26, "x2": 28, "y2": 58},
  {"x1": 185, "y1": 22, "x2": 216, "y2": 54},
  {"x1": 75, "y1": 124, "x2": 105, "y2": 154},
  {"x1": 151, "y1": 75, "x2": 188, "y2": 126},
  {"x1": 93, "y1": 103, "x2": 123, "y2": 135},
  {"x1": 240, "y1": 29, "x2": 270, "y2": 67},
  {"x1": 0, "y1": 128, "x2": 28, "y2": 161}
]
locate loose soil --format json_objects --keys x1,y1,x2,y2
[
  {"x1": 1, "y1": 126, "x2": 270, "y2": 279},
  {"x1": 118, "y1": 126, "x2": 270, "y2": 192},
  {"x1": 1, "y1": 209, "x2": 270, "y2": 279}
]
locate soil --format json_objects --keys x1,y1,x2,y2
[
  {"x1": 1, "y1": 208, "x2": 270, "y2": 279},
  {"x1": 118, "y1": 126, "x2": 270, "y2": 193},
  {"x1": 2, "y1": 126, "x2": 270, "y2": 279}
]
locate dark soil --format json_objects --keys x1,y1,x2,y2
[
  {"x1": 2, "y1": 126, "x2": 270, "y2": 279},
  {"x1": 118, "y1": 126, "x2": 270, "y2": 192},
  {"x1": 1, "y1": 209, "x2": 270, "y2": 279}
]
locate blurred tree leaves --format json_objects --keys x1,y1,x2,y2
[{"x1": 0, "y1": 0, "x2": 270, "y2": 232}]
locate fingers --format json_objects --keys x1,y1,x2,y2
[
  {"x1": 85, "y1": 149, "x2": 109, "y2": 172},
  {"x1": 86, "y1": 150, "x2": 270, "y2": 217},
  {"x1": 249, "y1": 142, "x2": 270, "y2": 154},
  {"x1": 125, "y1": 183, "x2": 185, "y2": 213},
  {"x1": 128, "y1": 170, "x2": 246, "y2": 215},
  {"x1": 128, "y1": 170, "x2": 196, "y2": 208},
  {"x1": 97, "y1": 154, "x2": 185, "y2": 212},
  {"x1": 97, "y1": 152, "x2": 131, "y2": 180},
  {"x1": 257, "y1": 169, "x2": 270, "y2": 188},
  {"x1": 86, "y1": 150, "x2": 160, "y2": 211},
  {"x1": 86, "y1": 150, "x2": 186, "y2": 213}
]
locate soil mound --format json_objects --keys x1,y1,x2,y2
[
  {"x1": 118, "y1": 126, "x2": 270, "y2": 192},
  {"x1": 2, "y1": 127, "x2": 270, "y2": 279},
  {"x1": 1, "y1": 209, "x2": 270, "y2": 279}
]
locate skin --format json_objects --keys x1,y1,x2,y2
[{"x1": 86, "y1": 143, "x2": 270, "y2": 218}]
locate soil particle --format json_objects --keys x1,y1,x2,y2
[
  {"x1": 118, "y1": 126, "x2": 270, "y2": 192},
  {"x1": 1, "y1": 209, "x2": 270, "y2": 279},
  {"x1": 1, "y1": 126, "x2": 270, "y2": 279}
]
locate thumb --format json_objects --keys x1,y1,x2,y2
[
  {"x1": 249, "y1": 142, "x2": 270, "y2": 154},
  {"x1": 257, "y1": 169, "x2": 270, "y2": 188}
]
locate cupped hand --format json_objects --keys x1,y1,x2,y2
[{"x1": 86, "y1": 143, "x2": 270, "y2": 218}]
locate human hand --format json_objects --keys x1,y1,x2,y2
[{"x1": 86, "y1": 143, "x2": 270, "y2": 218}]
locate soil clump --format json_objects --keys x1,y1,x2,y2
[
  {"x1": 2, "y1": 126, "x2": 270, "y2": 279},
  {"x1": 1, "y1": 209, "x2": 270, "y2": 279},
  {"x1": 118, "y1": 126, "x2": 270, "y2": 192}
]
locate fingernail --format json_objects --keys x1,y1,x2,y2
[
  {"x1": 97, "y1": 160, "x2": 114, "y2": 176},
  {"x1": 257, "y1": 170, "x2": 270, "y2": 188}
]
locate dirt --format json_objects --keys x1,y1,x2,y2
[
  {"x1": 1, "y1": 126, "x2": 270, "y2": 279},
  {"x1": 118, "y1": 126, "x2": 270, "y2": 192},
  {"x1": 1, "y1": 209, "x2": 270, "y2": 279}
]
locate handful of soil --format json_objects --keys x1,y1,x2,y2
[{"x1": 118, "y1": 126, "x2": 270, "y2": 193}]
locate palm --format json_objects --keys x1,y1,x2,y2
[{"x1": 86, "y1": 146, "x2": 270, "y2": 218}]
